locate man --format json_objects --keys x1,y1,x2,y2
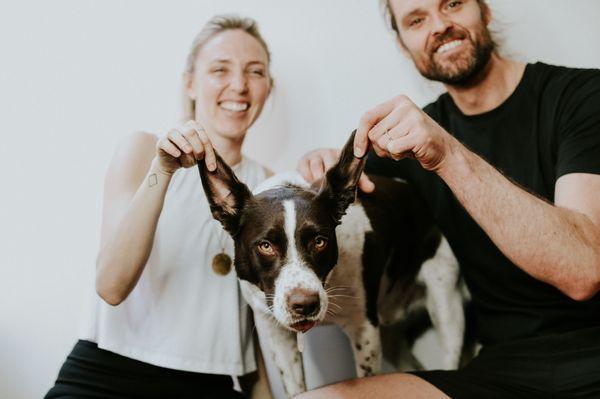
[{"x1": 297, "y1": 0, "x2": 600, "y2": 397}]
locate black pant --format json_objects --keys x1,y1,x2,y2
[
  {"x1": 412, "y1": 326, "x2": 600, "y2": 399},
  {"x1": 45, "y1": 340, "x2": 247, "y2": 399}
]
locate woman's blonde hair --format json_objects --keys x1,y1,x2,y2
[{"x1": 182, "y1": 14, "x2": 272, "y2": 121}]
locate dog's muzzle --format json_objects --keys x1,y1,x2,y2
[{"x1": 287, "y1": 288, "x2": 320, "y2": 332}]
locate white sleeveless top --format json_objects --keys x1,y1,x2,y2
[{"x1": 81, "y1": 156, "x2": 267, "y2": 375}]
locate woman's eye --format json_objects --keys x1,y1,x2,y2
[
  {"x1": 257, "y1": 241, "x2": 275, "y2": 256},
  {"x1": 447, "y1": 1, "x2": 462, "y2": 9},
  {"x1": 249, "y1": 69, "x2": 265, "y2": 76},
  {"x1": 314, "y1": 237, "x2": 328, "y2": 251}
]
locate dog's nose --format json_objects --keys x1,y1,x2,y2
[{"x1": 287, "y1": 288, "x2": 320, "y2": 317}]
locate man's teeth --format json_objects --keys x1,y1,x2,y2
[
  {"x1": 436, "y1": 40, "x2": 463, "y2": 54},
  {"x1": 220, "y1": 101, "x2": 249, "y2": 112}
]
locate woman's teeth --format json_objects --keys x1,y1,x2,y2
[
  {"x1": 220, "y1": 101, "x2": 249, "y2": 112},
  {"x1": 436, "y1": 40, "x2": 463, "y2": 54}
]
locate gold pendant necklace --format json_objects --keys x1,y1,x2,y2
[
  {"x1": 212, "y1": 252, "x2": 232, "y2": 276},
  {"x1": 211, "y1": 219, "x2": 232, "y2": 276}
]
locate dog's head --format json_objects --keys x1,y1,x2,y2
[{"x1": 199, "y1": 132, "x2": 366, "y2": 332}]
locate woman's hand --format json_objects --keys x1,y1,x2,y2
[
  {"x1": 354, "y1": 95, "x2": 459, "y2": 172},
  {"x1": 155, "y1": 120, "x2": 217, "y2": 174}
]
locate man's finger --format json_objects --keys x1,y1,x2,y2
[
  {"x1": 387, "y1": 135, "x2": 415, "y2": 160},
  {"x1": 309, "y1": 157, "x2": 326, "y2": 182},
  {"x1": 322, "y1": 150, "x2": 339, "y2": 171},
  {"x1": 371, "y1": 141, "x2": 388, "y2": 158},
  {"x1": 298, "y1": 158, "x2": 314, "y2": 183},
  {"x1": 355, "y1": 99, "x2": 397, "y2": 158},
  {"x1": 358, "y1": 173, "x2": 375, "y2": 193},
  {"x1": 368, "y1": 106, "x2": 406, "y2": 147}
]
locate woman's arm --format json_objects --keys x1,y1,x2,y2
[
  {"x1": 95, "y1": 131, "x2": 169, "y2": 305},
  {"x1": 96, "y1": 122, "x2": 215, "y2": 305}
]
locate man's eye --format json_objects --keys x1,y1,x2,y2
[
  {"x1": 249, "y1": 69, "x2": 265, "y2": 76},
  {"x1": 409, "y1": 17, "x2": 424, "y2": 27},
  {"x1": 257, "y1": 241, "x2": 275, "y2": 256},
  {"x1": 447, "y1": 1, "x2": 462, "y2": 9}
]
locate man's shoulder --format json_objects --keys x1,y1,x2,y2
[
  {"x1": 529, "y1": 62, "x2": 600, "y2": 96},
  {"x1": 530, "y1": 61, "x2": 599, "y2": 76}
]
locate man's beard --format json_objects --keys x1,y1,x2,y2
[{"x1": 415, "y1": 25, "x2": 495, "y2": 86}]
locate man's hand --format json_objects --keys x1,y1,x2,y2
[
  {"x1": 354, "y1": 95, "x2": 460, "y2": 172},
  {"x1": 297, "y1": 148, "x2": 375, "y2": 193}
]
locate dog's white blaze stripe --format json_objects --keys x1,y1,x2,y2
[
  {"x1": 272, "y1": 200, "x2": 328, "y2": 327},
  {"x1": 283, "y1": 200, "x2": 300, "y2": 263}
]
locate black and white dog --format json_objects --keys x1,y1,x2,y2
[{"x1": 199, "y1": 132, "x2": 465, "y2": 397}]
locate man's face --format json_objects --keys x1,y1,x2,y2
[{"x1": 390, "y1": 0, "x2": 495, "y2": 85}]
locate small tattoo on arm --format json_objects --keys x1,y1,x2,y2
[{"x1": 148, "y1": 173, "x2": 158, "y2": 187}]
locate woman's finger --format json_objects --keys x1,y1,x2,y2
[
  {"x1": 182, "y1": 123, "x2": 205, "y2": 160},
  {"x1": 167, "y1": 129, "x2": 194, "y2": 155},
  {"x1": 157, "y1": 138, "x2": 182, "y2": 158},
  {"x1": 196, "y1": 128, "x2": 216, "y2": 171}
]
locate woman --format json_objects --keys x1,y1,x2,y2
[{"x1": 45, "y1": 14, "x2": 273, "y2": 399}]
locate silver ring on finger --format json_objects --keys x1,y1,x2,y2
[{"x1": 384, "y1": 128, "x2": 392, "y2": 143}]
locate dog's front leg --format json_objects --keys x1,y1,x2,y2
[
  {"x1": 342, "y1": 319, "x2": 382, "y2": 378},
  {"x1": 418, "y1": 238, "x2": 464, "y2": 370},
  {"x1": 255, "y1": 312, "x2": 305, "y2": 397}
]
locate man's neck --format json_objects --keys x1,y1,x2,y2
[{"x1": 445, "y1": 55, "x2": 526, "y2": 116}]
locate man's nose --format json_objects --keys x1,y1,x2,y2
[
  {"x1": 430, "y1": 12, "x2": 453, "y2": 37},
  {"x1": 287, "y1": 288, "x2": 320, "y2": 317}
]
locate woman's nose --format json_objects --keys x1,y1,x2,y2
[{"x1": 229, "y1": 71, "x2": 248, "y2": 93}]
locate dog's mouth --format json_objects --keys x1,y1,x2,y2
[{"x1": 290, "y1": 319, "x2": 318, "y2": 333}]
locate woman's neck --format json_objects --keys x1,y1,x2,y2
[{"x1": 205, "y1": 129, "x2": 244, "y2": 167}]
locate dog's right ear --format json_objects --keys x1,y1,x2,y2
[{"x1": 198, "y1": 153, "x2": 253, "y2": 236}]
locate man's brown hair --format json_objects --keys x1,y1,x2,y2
[{"x1": 380, "y1": 0, "x2": 491, "y2": 37}]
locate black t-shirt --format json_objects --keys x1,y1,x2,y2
[{"x1": 366, "y1": 62, "x2": 600, "y2": 346}]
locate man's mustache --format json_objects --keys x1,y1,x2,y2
[{"x1": 428, "y1": 27, "x2": 468, "y2": 56}]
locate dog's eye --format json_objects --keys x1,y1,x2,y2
[
  {"x1": 314, "y1": 236, "x2": 328, "y2": 251},
  {"x1": 257, "y1": 241, "x2": 275, "y2": 256}
]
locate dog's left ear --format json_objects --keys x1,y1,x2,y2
[
  {"x1": 317, "y1": 130, "x2": 367, "y2": 224},
  {"x1": 198, "y1": 153, "x2": 253, "y2": 236}
]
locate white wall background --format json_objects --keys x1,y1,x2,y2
[{"x1": 1, "y1": 1, "x2": 600, "y2": 398}]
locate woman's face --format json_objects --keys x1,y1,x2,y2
[{"x1": 188, "y1": 29, "x2": 272, "y2": 141}]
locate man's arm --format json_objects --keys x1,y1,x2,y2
[
  {"x1": 438, "y1": 143, "x2": 600, "y2": 301},
  {"x1": 354, "y1": 95, "x2": 600, "y2": 301}
]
